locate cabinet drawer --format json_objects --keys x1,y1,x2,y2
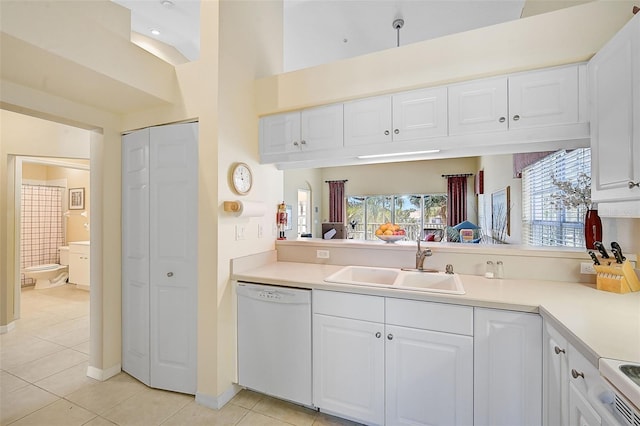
[
  {"x1": 386, "y1": 298, "x2": 473, "y2": 335},
  {"x1": 313, "y1": 290, "x2": 384, "y2": 322}
]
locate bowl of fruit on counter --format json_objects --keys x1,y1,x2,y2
[{"x1": 374, "y1": 223, "x2": 406, "y2": 242}]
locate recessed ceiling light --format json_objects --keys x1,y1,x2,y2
[{"x1": 151, "y1": 29, "x2": 161, "y2": 36}]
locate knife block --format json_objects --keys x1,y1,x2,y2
[{"x1": 594, "y1": 260, "x2": 640, "y2": 293}]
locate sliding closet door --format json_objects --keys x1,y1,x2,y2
[
  {"x1": 149, "y1": 123, "x2": 198, "y2": 394},
  {"x1": 122, "y1": 128, "x2": 151, "y2": 386},
  {"x1": 122, "y1": 122, "x2": 198, "y2": 394}
]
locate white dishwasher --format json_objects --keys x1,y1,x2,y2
[{"x1": 237, "y1": 282, "x2": 312, "y2": 406}]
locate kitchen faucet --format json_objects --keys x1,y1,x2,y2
[{"x1": 416, "y1": 238, "x2": 433, "y2": 270}]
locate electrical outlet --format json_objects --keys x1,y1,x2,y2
[
  {"x1": 580, "y1": 262, "x2": 596, "y2": 275},
  {"x1": 317, "y1": 250, "x2": 330, "y2": 259},
  {"x1": 235, "y1": 225, "x2": 245, "y2": 241}
]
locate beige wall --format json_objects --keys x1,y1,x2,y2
[{"x1": 255, "y1": 1, "x2": 636, "y2": 114}]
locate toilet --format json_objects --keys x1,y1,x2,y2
[{"x1": 22, "y1": 246, "x2": 69, "y2": 290}]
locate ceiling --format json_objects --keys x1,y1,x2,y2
[{"x1": 111, "y1": 0, "x2": 576, "y2": 71}]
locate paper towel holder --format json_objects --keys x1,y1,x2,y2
[{"x1": 224, "y1": 201, "x2": 242, "y2": 213}]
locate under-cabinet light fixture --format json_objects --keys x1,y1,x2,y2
[
  {"x1": 151, "y1": 29, "x2": 161, "y2": 36},
  {"x1": 357, "y1": 149, "x2": 440, "y2": 159}
]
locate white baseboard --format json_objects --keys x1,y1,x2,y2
[
  {"x1": 0, "y1": 321, "x2": 16, "y2": 334},
  {"x1": 196, "y1": 384, "x2": 241, "y2": 410},
  {"x1": 86, "y1": 363, "x2": 121, "y2": 381}
]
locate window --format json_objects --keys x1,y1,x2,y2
[
  {"x1": 521, "y1": 149, "x2": 591, "y2": 247},
  {"x1": 346, "y1": 194, "x2": 447, "y2": 240}
]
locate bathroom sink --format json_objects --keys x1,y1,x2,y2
[
  {"x1": 324, "y1": 266, "x2": 465, "y2": 295},
  {"x1": 396, "y1": 271, "x2": 465, "y2": 295},
  {"x1": 324, "y1": 266, "x2": 400, "y2": 287}
]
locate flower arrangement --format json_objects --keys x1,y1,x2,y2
[{"x1": 549, "y1": 173, "x2": 592, "y2": 210}]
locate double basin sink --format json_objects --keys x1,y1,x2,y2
[{"x1": 324, "y1": 265, "x2": 465, "y2": 295}]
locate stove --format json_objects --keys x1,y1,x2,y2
[{"x1": 600, "y1": 358, "x2": 640, "y2": 425}]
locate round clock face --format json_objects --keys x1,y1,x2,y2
[{"x1": 232, "y1": 163, "x2": 252, "y2": 195}]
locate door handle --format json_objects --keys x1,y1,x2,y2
[{"x1": 167, "y1": 272, "x2": 174, "y2": 277}]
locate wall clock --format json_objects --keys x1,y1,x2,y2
[{"x1": 231, "y1": 162, "x2": 253, "y2": 195}]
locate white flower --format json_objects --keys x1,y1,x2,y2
[{"x1": 549, "y1": 173, "x2": 591, "y2": 210}]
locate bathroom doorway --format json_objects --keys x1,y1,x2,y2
[{"x1": 15, "y1": 156, "x2": 90, "y2": 314}]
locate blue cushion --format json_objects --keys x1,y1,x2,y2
[{"x1": 452, "y1": 220, "x2": 480, "y2": 230}]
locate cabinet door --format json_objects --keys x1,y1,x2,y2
[
  {"x1": 509, "y1": 66, "x2": 579, "y2": 129},
  {"x1": 259, "y1": 112, "x2": 301, "y2": 157},
  {"x1": 568, "y1": 382, "x2": 601, "y2": 426},
  {"x1": 68, "y1": 252, "x2": 89, "y2": 286},
  {"x1": 589, "y1": 13, "x2": 640, "y2": 203},
  {"x1": 386, "y1": 325, "x2": 473, "y2": 426},
  {"x1": 392, "y1": 87, "x2": 448, "y2": 141},
  {"x1": 313, "y1": 314, "x2": 384, "y2": 425},
  {"x1": 543, "y1": 321, "x2": 569, "y2": 426},
  {"x1": 474, "y1": 308, "x2": 542, "y2": 426},
  {"x1": 449, "y1": 77, "x2": 508, "y2": 135},
  {"x1": 344, "y1": 96, "x2": 392, "y2": 147},
  {"x1": 301, "y1": 104, "x2": 344, "y2": 152}
]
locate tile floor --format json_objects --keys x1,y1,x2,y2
[{"x1": 1, "y1": 284, "x2": 360, "y2": 426}]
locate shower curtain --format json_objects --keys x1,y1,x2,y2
[{"x1": 20, "y1": 184, "x2": 65, "y2": 286}]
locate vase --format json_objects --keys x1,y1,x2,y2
[{"x1": 584, "y1": 208, "x2": 602, "y2": 249}]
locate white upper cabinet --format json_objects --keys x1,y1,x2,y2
[
  {"x1": 344, "y1": 87, "x2": 447, "y2": 147},
  {"x1": 589, "y1": 12, "x2": 640, "y2": 208},
  {"x1": 449, "y1": 77, "x2": 508, "y2": 135},
  {"x1": 260, "y1": 104, "x2": 343, "y2": 160},
  {"x1": 344, "y1": 96, "x2": 393, "y2": 147},
  {"x1": 392, "y1": 87, "x2": 448, "y2": 141},
  {"x1": 449, "y1": 66, "x2": 580, "y2": 135},
  {"x1": 509, "y1": 66, "x2": 579, "y2": 129},
  {"x1": 259, "y1": 111, "x2": 301, "y2": 156}
]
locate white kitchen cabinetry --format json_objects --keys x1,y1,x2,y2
[
  {"x1": 474, "y1": 307, "x2": 542, "y2": 426},
  {"x1": 313, "y1": 291, "x2": 473, "y2": 426},
  {"x1": 260, "y1": 104, "x2": 343, "y2": 162},
  {"x1": 313, "y1": 291, "x2": 385, "y2": 425},
  {"x1": 122, "y1": 122, "x2": 198, "y2": 395},
  {"x1": 344, "y1": 87, "x2": 447, "y2": 147},
  {"x1": 68, "y1": 242, "x2": 90, "y2": 290},
  {"x1": 588, "y1": 12, "x2": 640, "y2": 213},
  {"x1": 543, "y1": 321, "x2": 570, "y2": 426},
  {"x1": 449, "y1": 66, "x2": 580, "y2": 135}
]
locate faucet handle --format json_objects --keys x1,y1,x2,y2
[{"x1": 445, "y1": 264, "x2": 454, "y2": 274}]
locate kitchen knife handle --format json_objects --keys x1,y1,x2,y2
[
  {"x1": 611, "y1": 242, "x2": 626, "y2": 261},
  {"x1": 611, "y1": 247, "x2": 624, "y2": 264},
  {"x1": 594, "y1": 241, "x2": 610, "y2": 258},
  {"x1": 588, "y1": 251, "x2": 600, "y2": 265}
]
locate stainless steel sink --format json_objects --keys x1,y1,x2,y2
[{"x1": 324, "y1": 266, "x2": 465, "y2": 294}]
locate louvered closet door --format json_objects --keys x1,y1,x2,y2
[
  {"x1": 149, "y1": 122, "x2": 198, "y2": 394},
  {"x1": 122, "y1": 128, "x2": 151, "y2": 386}
]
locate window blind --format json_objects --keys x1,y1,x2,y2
[{"x1": 522, "y1": 148, "x2": 591, "y2": 247}]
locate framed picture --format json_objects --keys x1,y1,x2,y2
[
  {"x1": 69, "y1": 188, "x2": 85, "y2": 210},
  {"x1": 491, "y1": 186, "x2": 510, "y2": 242}
]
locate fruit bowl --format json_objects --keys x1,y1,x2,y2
[{"x1": 376, "y1": 234, "x2": 406, "y2": 243}]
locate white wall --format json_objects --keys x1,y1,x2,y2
[{"x1": 283, "y1": 168, "x2": 323, "y2": 238}]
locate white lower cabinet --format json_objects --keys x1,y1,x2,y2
[
  {"x1": 312, "y1": 291, "x2": 474, "y2": 426},
  {"x1": 313, "y1": 313, "x2": 385, "y2": 424},
  {"x1": 474, "y1": 307, "x2": 542, "y2": 426},
  {"x1": 68, "y1": 242, "x2": 90, "y2": 289},
  {"x1": 543, "y1": 320, "x2": 570, "y2": 426}
]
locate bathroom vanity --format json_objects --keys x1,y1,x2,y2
[{"x1": 69, "y1": 241, "x2": 90, "y2": 290}]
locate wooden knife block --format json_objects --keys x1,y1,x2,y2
[{"x1": 594, "y1": 260, "x2": 640, "y2": 294}]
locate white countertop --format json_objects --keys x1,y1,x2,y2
[{"x1": 232, "y1": 261, "x2": 640, "y2": 366}]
